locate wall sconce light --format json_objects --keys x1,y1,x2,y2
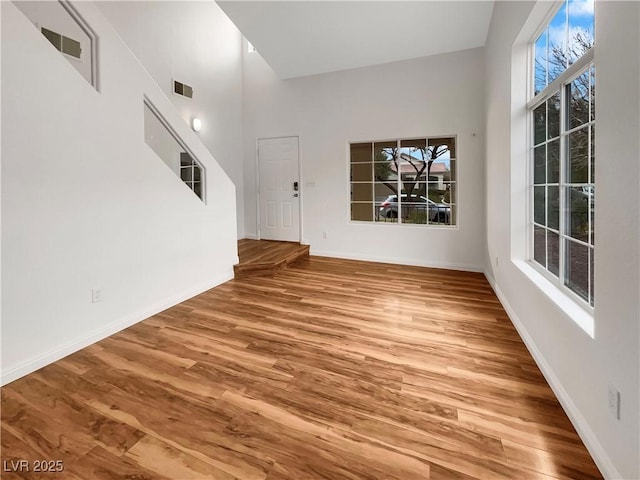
[{"x1": 192, "y1": 117, "x2": 202, "y2": 132}]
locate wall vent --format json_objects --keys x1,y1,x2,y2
[
  {"x1": 174, "y1": 80, "x2": 193, "y2": 99},
  {"x1": 41, "y1": 27, "x2": 82, "y2": 59}
]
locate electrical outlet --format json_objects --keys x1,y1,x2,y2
[
  {"x1": 608, "y1": 385, "x2": 620, "y2": 420},
  {"x1": 92, "y1": 288, "x2": 103, "y2": 303},
  {"x1": 322, "y1": 231, "x2": 327, "y2": 239}
]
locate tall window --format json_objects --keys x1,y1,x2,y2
[
  {"x1": 350, "y1": 137, "x2": 456, "y2": 226},
  {"x1": 530, "y1": 0, "x2": 595, "y2": 306}
]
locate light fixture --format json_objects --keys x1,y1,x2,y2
[{"x1": 192, "y1": 117, "x2": 202, "y2": 132}]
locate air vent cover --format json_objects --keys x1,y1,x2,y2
[{"x1": 174, "y1": 80, "x2": 193, "y2": 99}]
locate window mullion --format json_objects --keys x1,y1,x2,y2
[
  {"x1": 529, "y1": 110, "x2": 536, "y2": 264},
  {"x1": 558, "y1": 84, "x2": 567, "y2": 286},
  {"x1": 397, "y1": 139, "x2": 402, "y2": 224},
  {"x1": 371, "y1": 146, "x2": 375, "y2": 221},
  {"x1": 425, "y1": 138, "x2": 430, "y2": 225},
  {"x1": 588, "y1": 71, "x2": 594, "y2": 304},
  {"x1": 544, "y1": 105, "x2": 549, "y2": 270},
  {"x1": 545, "y1": 26, "x2": 549, "y2": 88}
]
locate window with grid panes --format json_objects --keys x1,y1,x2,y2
[
  {"x1": 530, "y1": 0, "x2": 595, "y2": 306},
  {"x1": 350, "y1": 137, "x2": 456, "y2": 226}
]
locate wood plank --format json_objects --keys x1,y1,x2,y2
[
  {"x1": 237, "y1": 239, "x2": 308, "y2": 266},
  {"x1": 124, "y1": 436, "x2": 237, "y2": 480},
  {"x1": 502, "y1": 438, "x2": 603, "y2": 479},
  {"x1": 218, "y1": 391, "x2": 431, "y2": 480},
  {"x1": 235, "y1": 239, "x2": 309, "y2": 277},
  {"x1": 67, "y1": 445, "x2": 169, "y2": 480},
  {"x1": 1, "y1": 256, "x2": 602, "y2": 479},
  {"x1": 2, "y1": 377, "x2": 144, "y2": 459},
  {"x1": 0, "y1": 426, "x2": 80, "y2": 480}
]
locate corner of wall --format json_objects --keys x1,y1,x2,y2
[{"x1": 487, "y1": 278, "x2": 621, "y2": 479}]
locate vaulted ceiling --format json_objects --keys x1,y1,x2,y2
[{"x1": 217, "y1": 1, "x2": 495, "y2": 79}]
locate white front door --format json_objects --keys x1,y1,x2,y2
[{"x1": 258, "y1": 137, "x2": 300, "y2": 242}]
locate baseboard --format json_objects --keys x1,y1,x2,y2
[
  {"x1": 483, "y1": 268, "x2": 496, "y2": 289},
  {"x1": 310, "y1": 248, "x2": 484, "y2": 273},
  {"x1": 486, "y1": 273, "x2": 621, "y2": 480},
  {"x1": 242, "y1": 233, "x2": 258, "y2": 240},
  {"x1": 1, "y1": 270, "x2": 234, "y2": 386}
]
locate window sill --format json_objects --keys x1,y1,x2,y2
[
  {"x1": 349, "y1": 220, "x2": 459, "y2": 230},
  {"x1": 512, "y1": 259, "x2": 594, "y2": 338}
]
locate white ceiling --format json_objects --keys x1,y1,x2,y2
[{"x1": 217, "y1": 1, "x2": 495, "y2": 79}]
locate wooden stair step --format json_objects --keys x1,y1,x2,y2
[{"x1": 234, "y1": 240, "x2": 309, "y2": 278}]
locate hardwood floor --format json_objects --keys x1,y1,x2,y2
[
  {"x1": 235, "y1": 240, "x2": 310, "y2": 277},
  {"x1": 1, "y1": 257, "x2": 602, "y2": 479}
]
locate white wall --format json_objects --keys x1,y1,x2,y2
[
  {"x1": 1, "y1": 1, "x2": 238, "y2": 384},
  {"x1": 143, "y1": 102, "x2": 184, "y2": 176},
  {"x1": 243, "y1": 47, "x2": 486, "y2": 271},
  {"x1": 97, "y1": 1, "x2": 245, "y2": 238},
  {"x1": 484, "y1": 2, "x2": 640, "y2": 478}
]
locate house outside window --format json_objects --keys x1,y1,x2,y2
[{"x1": 529, "y1": 0, "x2": 595, "y2": 306}]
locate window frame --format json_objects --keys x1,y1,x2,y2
[
  {"x1": 348, "y1": 135, "x2": 458, "y2": 228},
  {"x1": 527, "y1": 11, "x2": 595, "y2": 311},
  {"x1": 143, "y1": 97, "x2": 207, "y2": 203}
]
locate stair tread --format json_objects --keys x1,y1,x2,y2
[{"x1": 234, "y1": 240, "x2": 309, "y2": 278}]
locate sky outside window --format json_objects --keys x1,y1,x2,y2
[{"x1": 534, "y1": 0, "x2": 594, "y2": 94}]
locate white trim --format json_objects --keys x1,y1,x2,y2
[
  {"x1": 529, "y1": 0, "x2": 565, "y2": 46},
  {"x1": 347, "y1": 135, "x2": 458, "y2": 227},
  {"x1": 242, "y1": 233, "x2": 258, "y2": 240},
  {"x1": 349, "y1": 219, "x2": 459, "y2": 231},
  {"x1": 310, "y1": 249, "x2": 483, "y2": 273},
  {"x1": 511, "y1": 260, "x2": 594, "y2": 335},
  {"x1": 0, "y1": 270, "x2": 234, "y2": 386},
  {"x1": 484, "y1": 273, "x2": 619, "y2": 480},
  {"x1": 527, "y1": 48, "x2": 594, "y2": 109},
  {"x1": 484, "y1": 268, "x2": 496, "y2": 289},
  {"x1": 60, "y1": 0, "x2": 99, "y2": 90},
  {"x1": 255, "y1": 139, "x2": 261, "y2": 240},
  {"x1": 297, "y1": 137, "x2": 305, "y2": 244}
]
